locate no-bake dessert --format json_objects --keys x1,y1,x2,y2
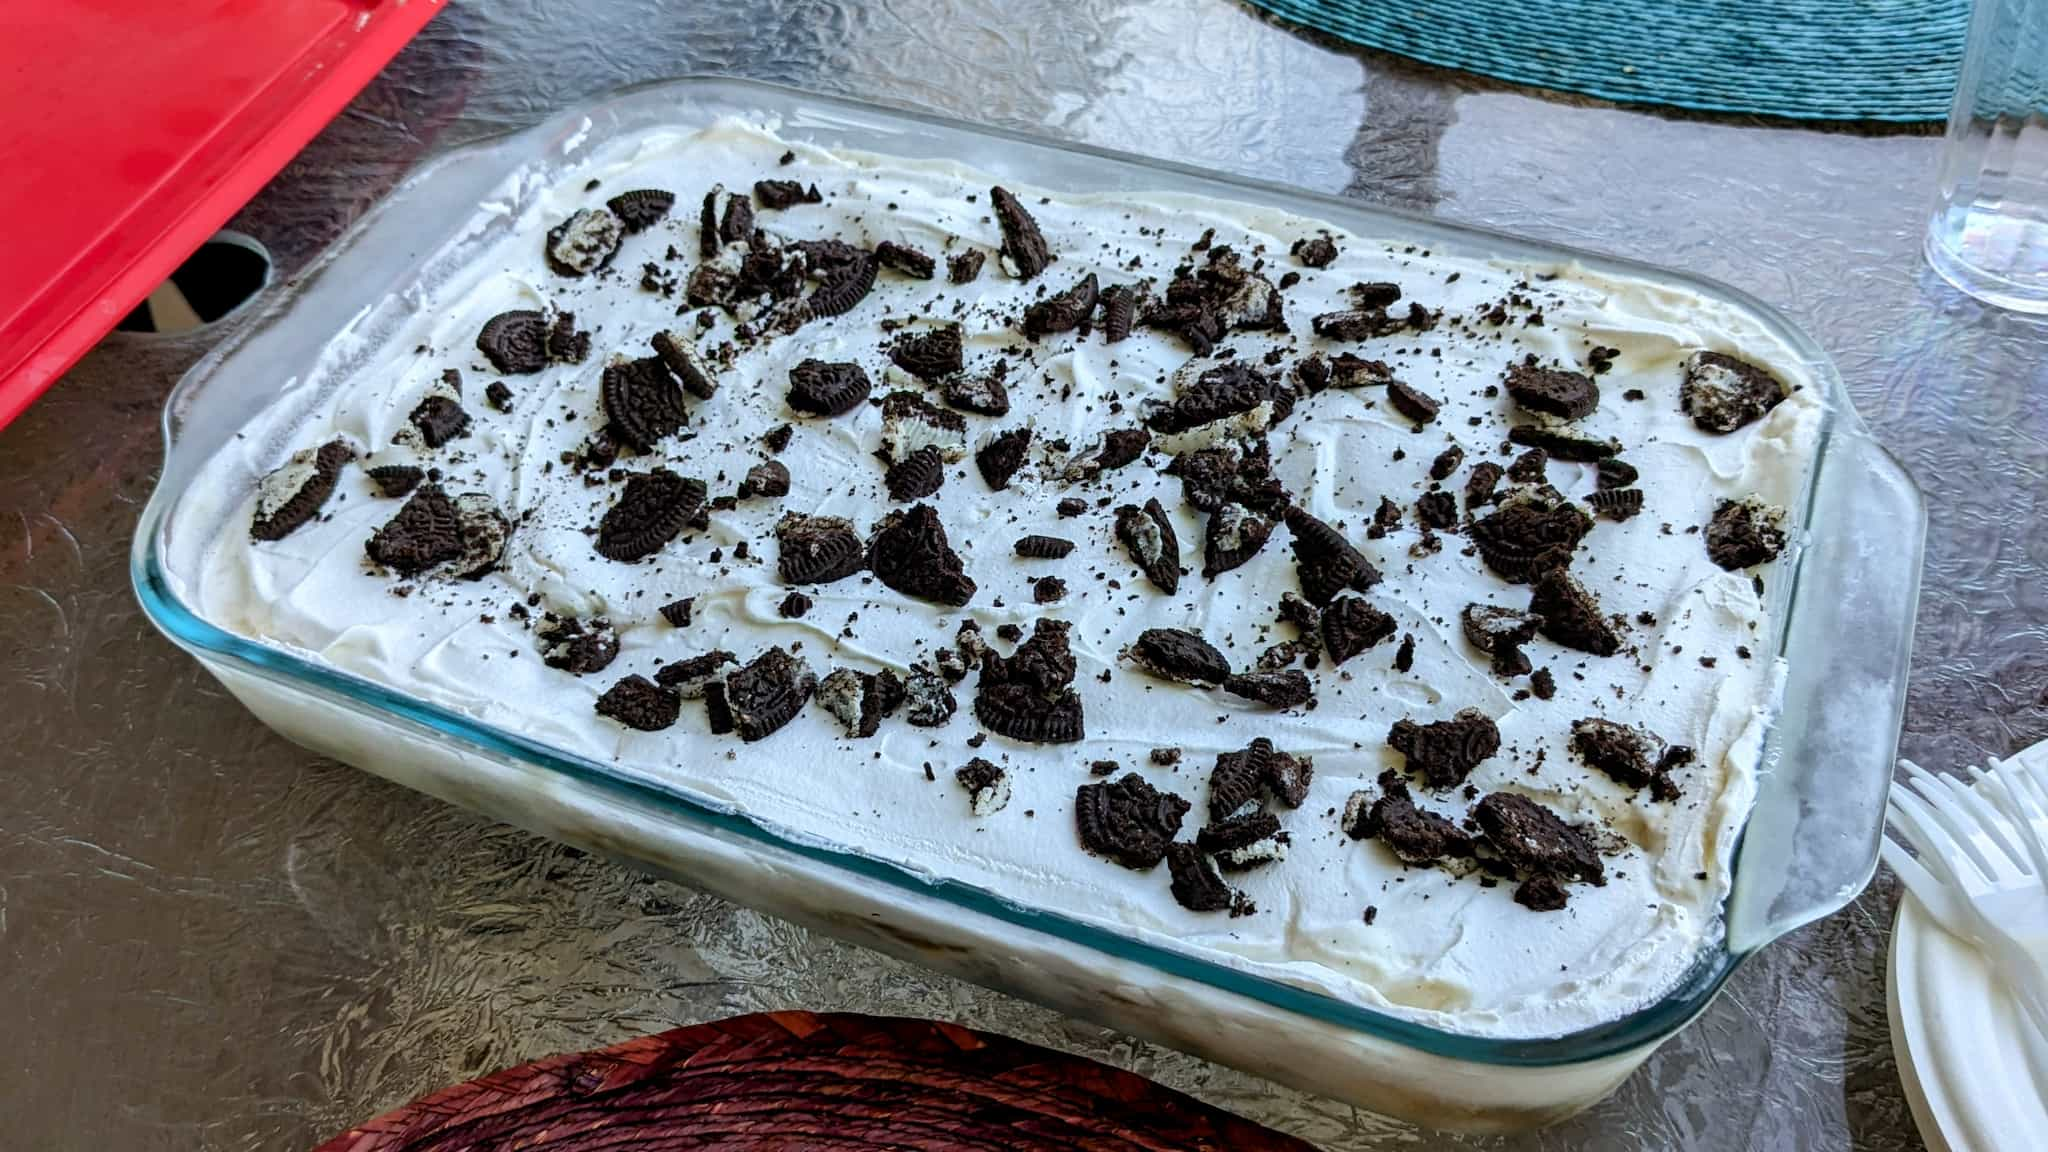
[{"x1": 189, "y1": 118, "x2": 1823, "y2": 1038}]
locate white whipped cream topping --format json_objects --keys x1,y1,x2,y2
[{"x1": 185, "y1": 118, "x2": 1823, "y2": 1038}]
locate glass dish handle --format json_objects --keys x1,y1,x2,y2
[{"x1": 1726, "y1": 427, "x2": 1925, "y2": 953}]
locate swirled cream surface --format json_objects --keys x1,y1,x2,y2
[{"x1": 183, "y1": 118, "x2": 1823, "y2": 1038}]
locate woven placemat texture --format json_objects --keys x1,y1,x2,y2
[{"x1": 1248, "y1": 0, "x2": 1971, "y2": 121}]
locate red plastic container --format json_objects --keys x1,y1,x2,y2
[{"x1": 0, "y1": 0, "x2": 443, "y2": 432}]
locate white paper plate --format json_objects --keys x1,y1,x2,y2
[{"x1": 1888, "y1": 739, "x2": 2048, "y2": 1152}]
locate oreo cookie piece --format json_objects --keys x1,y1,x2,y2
[
  {"x1": 1198, "y1": 811, "x2": 1288, "y2": 871},
  {"x1": 940, "y1": 362, "x2": 1011, "y2": 416},
  {"x1": 1429, "y1": 445, "x2": 1466, "y2": 482},
  {"x1": 594, "y1": 675, "x2": 680, "y2": 732},
  {"x1": 1461, "y1": 604, "x2": 1542, "y2": 676},
  {"x1": 1291, "y1": 234, "x2": 1338, "y2": 267},
  {"x1": 947, "y1": 249, "x2": 986, "y2": 284},
  {"x1": 1469, "y1": 486, "x2": 1593, "y2": 583},
  {"x1": 485, "y1": 381, "x2": 515, "y2": 412},
  {"x1": 650, "y1": 330, "x2": 718, "y2": 399},
  {"x1": 1474, "y1": 792, "x2": 1604, "y2": 886},
  {"x1": 1588, "y1": 487, "x2": 1643, "y2": 521},
  {"x1": 787, "y1": 359, "x2": 872, "y2": 418},
  {"x1": 1033, "y1": 576, "x2": 1067, "y2": 603},
  {"x1": 1223, "y1": 669, "x2": 1313, "y2": 709},
  {"x1": 1125, "y1": 627, "x2": 1231, "y2": 685},
  {"x1": 754, "y1": 179, "x2": 821, "y2": 210},
  {"x1": 816, "y1": 668, "x2": 872, "y2": 736},
  {"x1": 1206, "y1": 745, "x2": 1263, "y2": 822},
  {"x1": 1146, "y1": 360, "x2": 1292, "y2": 438},
  {"x1": 956, "y1": 758, "x2": 1012, "y2": 816},
  {"x1": 806, "y1": 252, "x2": 879, "y2": 318},
  {"x1": 903, "y1": 663, "x2": 958, "y2": 727},
  {"x1": 1075, "y1": 773, "x2": 1190, "y2": 870},
  {"x1": 365, "y1": 463, "x2": 423, "y2": 499},
  {"x1": 1346, "y1": 774, "x2": 1474, "y2": 865},
  {"x1": 1386, "y1": 380, "x2": 1441, "y2": 427},
  {"x1": 605, "y1": 188, "x2": 675, "y2": 233},
  {"x1": 476, "y1": 310, "x2": 551, "y2": 374},
  {"x1": 658, "y1": 598, "x2": 695, "y2": 627},
  {"x1": 1706, "y1": 499, "x2": 1786, "y2": 570},
  {"x1": 1167, "y1": 843, "x2": 1233, "y2": 912},
  {"x1": 409, "y1": 394, "x2": 471, "y2": 448},
  {"x1": 1596, "y1": 457, "x2": 1640, "y2": 491},
  {"x1": 1682, "y1": 350, "x2": 1788, "y2": 434},
  {"x1": 1570, "y1": 717, "x2": 1667, "y2": 790},
  {"x1": 1261, "y1": 741, "x2": 1315, "y2": 808},
  {"x1": 778, "y1": 591, "x2": 812, "y2": 619},
  {"x1": 603, "y1": 356, "x2": 690, "y2": 452},
  {"x1": 867, "y1": 503, "x2": 976, "y2": 606},
  {"x1": 776, "y1": 513, "x2": 866, "y2": 584},
  {"x1": 1015, "y1": 534, "x2": 1075, "y2": 559},
  {"x1": 1515, "y1": 875, "x2": 1570, "y2": 911},
  {"x1": 1321, "y1": 595, "x2": 1398, "y2": 665},
  {"x1": 1387, "y1": 708, "x2": 1501, "y2": 789},
  {"x1": 1507, "y1": 422, "x2": 1622, "y2": 462},
  {"x1": 990, "y1": 186, "x2": 1053, "y2": 280},
  {"x1": 1022, "y1": 272, "x2": 1099, "y2": 340},
  {"x1": 1529, "y1": 569, "x2": 1623, "y2": 656},
  {"x1": 880, "y1": 391, "x2": 969, "y2": 463},
  {"x1": 654, "y1": 650, "x2": 737, "y2": 697},
  {"x1": 1115, "y1": 498, "x2": 1182, "y2": 594},
  {"x1": 596, "y1": 468, "x2": 707, "y2": 562},
  {"x1": 1061, "y1": 427, "x2": 1151, "y2": 484},
  {"x1": 888, "y1": 325, "x2": 963, "y2": 382},
  {"x1": 1312, "y1": 308, "x2": 1405, "y2": 341},
  {"x1": 1170, "y1": 440, "x2": 1290, "y2": 518},
  {"x1": 250, "y1": 439, "x2": 353, "y2": 541},
  {"x1": 874, "y1": 240, "x2": 936, "y2": 279},
  {"x1": 365, "y1": 484, "x2": 464, "y2": 575},
  {"x1": 1464, "y1": 461, "x2": 1504, "y2": 510},
  {"x1": 764, "y1": 424, "x2": 794, "y2": 453},
  {"x1": 885, "y1": 445, "x2": 947, "y2": 502},
  {"x1": 1098, "y1": 283, "x2": 1138, "y2": 343},
  {"x1": 1202, "y1": 503, "x2": 1274, "y2": 577},
  {"x1": 1505, "y1": 363, "x2": 1600, "y2": 421},
  {"x1": 975, "y1": 427, "x2": 1032, "y2": 490},
  {"x1": 539, "y1": 617, "x2": 620, "y2": 675},
  {"x1": 1282, "y1": 505, "x2": 1381, "y2": 605},
  {"x1": 1415, "y1": 491, "x2": 1459, "y2": 530},
  {"x1": 738, "y1": 459, "x2": 792, "y2": 500},
  {"x1": 719, "y1": 647, "x2": 817, "y2": 742},
  {"x1": 974, "y1": 619, "x2": 1084, "y2": 743},
  {"x1": 545, "y1": 207, "x2": 623, "y2": 276},
  {"x1": 1326, "y1": 353, "x2": 1396, "y2": 391},
  {"x1": 545, "y1": 313, "x2": 590, "y2": 364}
]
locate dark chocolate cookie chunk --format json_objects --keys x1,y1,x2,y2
[
  {"x1": 1415, "y1": 491, "x2": 1459, "y2": 531},
  {"x1": 1529, "y1": 569, "x2": 1623, "y2": 656},
  {"x1": 365, "y1": 463, "x2": 423, "y2": 499},
  {"x1": 888, "y1": 325, "x2": 964, "y2": 382},
  {"x1": 602, "y1": 356, "x2": 689, "y2": 452},
  {"x1": 1570, "y1": 717, "x2": 1667, "y2": 790},
  {"x1": 868, "y1": 503, "x2": 976, "y2": 606},
  {"x1": 787, "y1": 359, "x2": 872, "y2": 417},
  {"x1": 1505, "y1": 363, "x2": 1600, "y2": 421},
  {"x1": 738, "y1": 459, "x2": 792, "y2": 500},
  {"x1": 409, "y1": 394, "x2": 471, "y2": 448},
  {"x1": 778, "y1": 591, "x2": 812, "y2": 618},
  {"x1": 989, "y1": 185, "x2": 1053, "y2": 280},
  {"x1": 1464, "y1": 461, "x2": 1504, "y2": 510},
  {"x1": 1015, "y1": 534, "x2": 1075, "y2": 559},
  {"x1": 1207, "y1": 747, "x2": 1263, "y2": 822},
  {"x1": 947, "y1": 249, "x2": 986, "y2": 284},
  {"x1": 250, "y1": 439, "x2": 353, "y2": 541},
  {"x1": 658, "y1": 597, "x2": 694, "y2": 627},
  {"x1": 1282, "y1": 505, "x2": 1381, "y2": 605},
  {"x1": 974, "y1": 427, "x2": 1032, "y2": 490},
  {"x1": 1263, "y1": 742, "x2": 1314, "y2": 808},
  {"x1": 1461, "y1": 603, "x2": 1542, "y2": 676},
  {"x1": 476, "y1": 310, "x2": 551, "y2": 374},
  {"x1": 864, "y1": 239, "x2": 931, "y2": 280},
  {"x1": 956, "y1": 758, "x2": 1011, "y2": 816},
  {"x1": 1474, "y1": 791, "x2": 1604, "y2": 885},
  {"x1": 1291, "y1": 234, "x2": 1338, "y2": 267},
  {"x1": 1587, "y1": 487, "x2": 1643, "y2": 521},
  {"x1": 1168, "y1": 442, "x2": 1287, "y2": 517},
  {"x1": 546, "y1": 312, "x2": 591, "y2": 364},
  {"x1": 1507, "y1": 422, "x2": 1622, "y2": 462},
  {"x1": 1202, "y1": 503, "x2": 1274, "y2": 578},
  {"x1": 1429, "y1": 445, "x2": 1466, "y2": 481},
  {"x1": 650, "y1": 330, "x2": 718, "y2": 399},
  {"x1": 1705, "y1": 499, "x2": 1786, "y2": 570},
  {"x1": 885, "y1": 444, "x2": 947, "y2": 502},
  {"x1": 596, "y1": 468, "x2": 706, "y2": 562},
  {"x1": 654, "y1": 649, "x2": 737, "y2": 694},
  {"x1": 806, "y1": 252, "x2": 879, "y2": 318},
  {"x1": 1075, "y1": 773, "x2": 1190, "y2": 870},
  {"x1": 720, "y1": 647, "x2": 817, "y2": 742},
  {"x1": 1199, "y1": 811, "x2": 1288, "y2": 871},
  {"x1": 940, "y1": 362, "x2": 1011, "y2": 416},
  {"x1": 544, "y1": 207, "x2": 623, "y2": 276},
  {"x1": 1321, "y1": 595, "x2": 1398, "y2": 665},
  {"x1": 880, "y1": 390, "x2": 969, "y2": 463},
  {"x1": 1507, "y1": 448, "x2": 1549, "y2": 485},
  {"x1": 594, "y1": 674, "x2": 680, "y2": 732},
  {"x1": 1126, "y1": 627, "x2": 1231, "y2": 685},
  {"x1": 974, "y1": 619, "x2": 1084, "y2": 743},
  {"x1": 1514, "y1": 874, "x2": 1570, "y2": 911},
  {"x1": 539, "y1": 616, "x2": 620, "y2": 675},
  {"x1": 776, "y1": 513, "x2": 866, "y2": 585},
  {"x1": 1167, "y1": 842, "x2": 1233, "y2": 912},
  {"x1": 1312, "y1": 308, "x2": 1405, "y2": 341},
  {"x1": 1386, "y1": 380, "x2": 1441, "y2": 427},
  {"x1": 1115, "y1": 498, "x2": 1182, "y2": 594},
  {"x1": 485, "y1": 381, "x2": 515, "y2": 412},
  {"x1": 1223, "y1": 669, "x2": 1313, "y2": 709},
  {"x1": 365, "y1": 483, "x2": 464, "y2": 575},
  {"x1": 752, "y1": 179, "x2": 821, "y2": 210},
  {"x1": 605, "y1": 188, "x2": 675, "y2": 233},
  {"x1": 1097, "y1": 283, "x2": 1138, "y2": 343},
  {"x1": 1021, "y1": 272, "x2": 1099, "y2": 340},
  {"x1": 1595, "y1": 457, "x2": 1639, "y2": 491},
  {"x1": 1469, "y1": 486, "x2": 1593, "y2": 584},
  {"x1": 1388, "y1": 708, "x2": 1501, "y2": 789},
  {"x1": 1059, "y1": 426, "x2": 1151, "y2": 484},
  {"x1": 1033, "y1": 575, "x2": 1067, "y2": 603},
  {"x1": 1347, "y1": 774, "x2": 1474, "y2": 865},
  {"x1": 1146, "y1": 360, "x2": 1292, "y2": 435},
  {"x1": 1682, "y1": 351, "x2": 1788, "y2": 434}
]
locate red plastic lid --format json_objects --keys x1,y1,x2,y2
[{"x1": 0, "y1": 0, "x2": 443, "y2": 432}]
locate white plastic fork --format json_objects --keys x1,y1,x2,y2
[{"x1": 1883, "y1": 756, "x2": 2048, "y2": 1042}]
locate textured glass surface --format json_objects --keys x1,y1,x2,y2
[{"x1": 1, "y1": 1, "x2": 2039, "y2": 1148}]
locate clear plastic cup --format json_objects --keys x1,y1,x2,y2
[{"x1": 1926, "y1": 0, "x2": 2048, "y2": 312}]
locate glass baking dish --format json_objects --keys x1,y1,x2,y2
[{"x1": 131, "y1": 76, "x2": 1924, "y2": 1131}]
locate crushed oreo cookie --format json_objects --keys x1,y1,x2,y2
[
  {"x1": 879, "y1": 391, "x2": 968, "y2": 463},
  {"x1": 1588, "y1": 487, "x2": 1643, "y2": 521},
  {"x1": 1529, "y1": 569, "x2": 1623, "y2": 656},
  {"x1": 596, "y1": 469, "x2": 706, "y2": 562},
  {"x1": 1076, "y1": 772, "x2": 1190, "y2": 869},
  {"x1": 1223, "y1": 669, "x2": 1313, "y2": 709},
  {"x1": 940, "y1": 362, "x2": 1011, "y2": 416},
  {"x1": 867, "y1": 503, "x2": 976, "y2": 606},
  {"x1": 650, "y1": 330, "x2": 718, "y2": 399},
  {"x1": 1705, "y1": 499, "x2": 1786, "y2": 570},
  {"x1": 1415, "y1": 491, "x2": 1459, "y2": 530},
  {"x1": 365, "y1": 463, "x2": 423, "y2": 500},
  {"x1": 1595, "y1": 457, "x2": 1639, "y2": 491},
  {"x1": 1682, "y1": 350, "x2": 1788, "y2": 434},
  {"x1": 888, "y1": 325, "x2": 963, "y2": 381},
  {"x1": 1015, "y1": 534, "x2": 1076, "y2": 559},
  {"x1": 1320, "y1": 595, "x2": 1398, "y2": 665},
  {"x1": 604, "y1": 188, "x2": 675, "y2": 233},
  {"x1": 1386, "y1": 380, "x2": 1441, "y2": 427},
  {"x1": 974, "y1": 619, "x2": 1084, "y2": 743},
  {"x1": 753, "y1": 179, "x2": 821, "y2": 210},
  {"x1": 544, "y1": 207, "x2": 623, "y2": 276},
  {"x1": 947, "y1": 249, "x2": 986, "y2": 284},
  {"x1": 1125, "y1": 627, "x2": 1232, "y2": 685},
  {"x1": 806, "y1": 251, "x2": 878, "y2": 317},
  {"x1": 714, "y1": 647, "x2": 816, "y2": 742},
  {"x1": 1282, "y1": 505, "x2": 1381, "y2": 605},
  {"x1": 1505, "y1": 363, "x2": 1600, "y2": 420},
  {"x1": 409, "y1": 394, "x2": 471, "y2": 448},
  {"x1": 777, "y1": 513, "x2": 866, "y2": 584},
  {"x1": 655, "y1": 650, "x2": 738, "y2": 697},
  {"x1": 476, "y1": 310, "x2": 553, "y2": 374},
  {"x1": 659, "y1": 597, "x2": 694, "y2": 627},
  {"x1": 1291, "y1": 234, "x2": 1338, "y2": 267},
  {"x1": 1022, "y1": 272, "x2": 1099, "y2": 339},
  {"x1": 956, "y1": 758, "x2": 1011, "y2": 816},
  {"x1": 603, "y1": 355, "x2": 690, "y2": 452},
  {"x1": 787, "y1": 359, "x2": 873, "y2": 417},
  {"x1": 1429, "y1": 445, "x2": 1466, "y2": 481},
  {"x1": 874, "y1": 240, "x2": 936, "y2": 279},
  {"x1": 1469, "y1": 485, "x2": 1593, "y2": 583},
  {"x1": 738, "y1": 459, "x2": 792, "y2": 500},
  {"x1": 903, "y1": 663, "x2": 958, "y2": 727},
  {"x1": 1388, "y1": 709, "x2": 1501, "y2": 789},
  {"x1": 1508, "y1": 422, "x2": 1622, "y2": 462},
  {"x1": 1115, "y1": 498, "x2": 1182, "y2": 594},
  {"x1": 539, "y1": 616, "x2": 620, "y2": 675},
  {"x1": 1097, "y1": 283, "x2": 1138, "y2": 342},
  {"x1": 594, "y1": 674, "x2": 680, "y2": 732},
  {"x1": 1461, "y1": 604, "x2": 1542, "y2": 676},
  {"x1": 1473, "y1": 791, "x2": 1604, "y2": 887},
  {"x1": 365, "y1": 484, "x2": 465, "y2": 576},
  {"x1": 1464, "y1": 460, "x2": 1504, "y2": 510},
  {"x1": 1345, "y1": 772, "x2": 1474, "y2": 865},
  {"x1": 1167, "y1": 842, "x2": 1233, "y2": 912},
  {"x1": 990, "y1": 185, "x2": 1054, "y2": 280},
  {"x1": 250, "y1": 439, "x2": 353, "y2": 541},
  {"x1": 975, "y1": 427, "x2": 1033, "y2": 490},
  {"x1": 1202, "y1": 502, "x2": 1274, "y2": 577},
  {"x1": 885, "y1": 445, "x2": 947, "y2": 502}
]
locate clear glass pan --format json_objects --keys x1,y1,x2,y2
[{"x1": 131, "y1": 76, "x2": 1925, "y2": 1128}]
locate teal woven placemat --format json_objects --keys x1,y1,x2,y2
[{"x1": 1248, "y1": 0, "x2": 1972, "y2": 121}]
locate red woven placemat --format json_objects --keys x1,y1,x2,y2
[{"x1": 313, "y1": 1012, "x2": 1315, "y2": 1151}]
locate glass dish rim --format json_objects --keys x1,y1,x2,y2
[{"x1": 132, "y1": 73, "x2": 1867, "y2": 1068}]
